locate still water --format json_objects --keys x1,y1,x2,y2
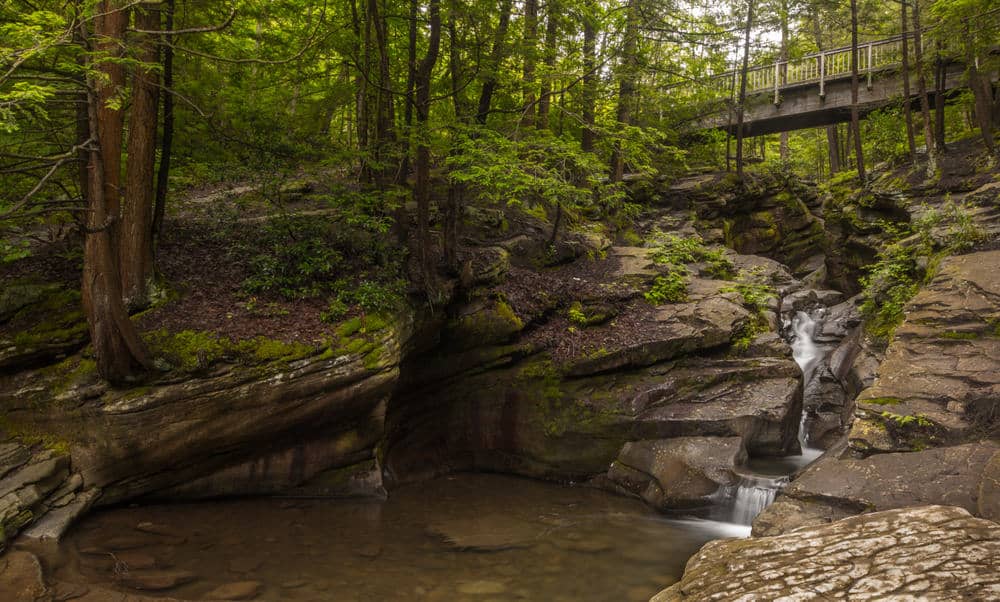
[{"x1": 40, "y1": 474, "x2": 747, "y2": 601}]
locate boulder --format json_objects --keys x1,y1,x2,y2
[
  {"x1": 607, "y1": 437, "x2": 746, "y2": 509},
  {"x1": 655, "y1": 505, "x2": 1000, "y2": 601},
  {"x1": 753, "y1": 441, "x2": 1000, "y2": 536}
]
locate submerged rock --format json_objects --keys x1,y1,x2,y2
[{"x1": 656, "y1": 505, "x2": 1000, "y2": 601}]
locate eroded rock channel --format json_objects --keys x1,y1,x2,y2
[{"x1": 2, "y1": 162, "x2": 1000, "y2": 600}]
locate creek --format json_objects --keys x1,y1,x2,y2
[{"x1": 34, "y1": 473, "x2": 747, "y2": 601}]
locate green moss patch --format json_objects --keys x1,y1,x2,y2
[{"x1": 142, "y1": 329, "x2": 316, "y2": 374}]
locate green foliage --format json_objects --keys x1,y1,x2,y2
[
  {"x1": 644, "y1": 269, "x2": 688, "y2": 305},
  {"x1": 648, "y1": 232, "x2": 735, "y2": 280},
  {"x1": 567, "y1": 303, "x2": 589, "y2": 327},
  {"x1": 721, "y1": 269, "x2": 777, "y2": 314},
  {"x1": 320, "y1": 278, "x2": 406, "y2": 325},
  {"x1": 447, "y1": 127, "x2": 626, "y2": 220},
  {"x1": 862, "y1": 200, "x2": 986, "y2": 342}
]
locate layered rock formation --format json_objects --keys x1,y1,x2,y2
[{"x1": 655, "y1": 505, "x2": 1000, "y2": 601}]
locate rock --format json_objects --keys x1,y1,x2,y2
[
  {"x1": 754, "y1": 441, "x2": 999, "y2": 535},
  {"x1": 0, "y1": 550, "x2": 47, "y2": 601},
  {"x1": 205, "y1": 581, "x2": 263, "y2": 600},
  {"x1": 608, "y1": 437, "x2": 745, "y2": 509},
  {"x1": 120, "y1": 569, "x2": 198, "y2": 591},
  {"x1": 654, "y1": 505, "x2": 1000, "y2": 601},
  {"x1": 0, "y1": 447, "x2": 72, "y2": 552},
  {"x1": 0, "y1": 317, "x2": 409, "y2": 506},
  {"x1": 23, "y1": 487, "x2": 100, "y2": 541},
  {"x1": 427, "y1": 516, "x2": 538, "y2": 551},
  {"x1": 456, "y1": 580, "x2": 507, "y2": 595},
  {"x1": 850, "y1": 251, "x2": 1000, "y2": 455},
  {"x1": 565, "y1": 294, "x2": 750, "y2": 376}
]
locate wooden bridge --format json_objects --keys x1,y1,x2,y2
[{"x1": 680, "y1": 15, "x2": 1000, "y2": 136}]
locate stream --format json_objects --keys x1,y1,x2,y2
[
  {"x1": 30, "y1": 313, "x2": 830, "y2": 601},
  {"x1": 34, "y1": 474, "x2": 746, "y2": 601}
]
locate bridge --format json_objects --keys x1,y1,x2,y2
[{"x1": 679, "y1": 15, "x2": 1000, "y2": 136}]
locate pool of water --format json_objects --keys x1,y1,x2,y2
[{"x1": 37, "y1": 474, "x2": 748, "y2": 601}]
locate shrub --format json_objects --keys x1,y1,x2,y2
[
  {"x1": 645, "y1": 269, "x2": 688, "y2": 304},
  {"x1": 648, "y1": 232, "x2": 735, "y2": 280}
]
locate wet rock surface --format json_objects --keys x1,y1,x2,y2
[{"x1": 656, "y1": 505, "x2": 1000, "y2": 601}]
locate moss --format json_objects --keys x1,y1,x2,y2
[
  {"x1": 941, "y1": 330, "x2": 978, "y2": 340},
  {"x1": 336, "y1": 318, "x2": 364, "y2": 338},
  {"x1": 863, "y1": 396, "x2": 903, "y2": 406},
  {"x1": 621, "y1": 228, "x2": 643, "y2": 246},
  {"x1": 143, "y1": 329, "x2": 319, "y2": 374},
  {"x1": 0, "y1": 414, "x2": 71, "y2": 456},
  {"x1": 9, "y1": 287, "x2": 87, "y2": 350}
]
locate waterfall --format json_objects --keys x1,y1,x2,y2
[
  {"x1": 712, "y1": 474, "x2": 789, "y2": 525},
  {"x1": 789, "y1": 310, "x2": 825, "y2": 453}
]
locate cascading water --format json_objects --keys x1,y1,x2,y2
[{"x1": 713, "y1": 307, "x2": 829, "y2": 526}]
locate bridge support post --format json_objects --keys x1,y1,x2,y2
[
  {"x1": 867, "y1": 43, "x2": 874, "y2": 90},
  {"x1": 819, "y1": 53, "x2": 826, "y2": 98},
  {"x1": 774, "y1": 62, "x2": 780, "y2": 105}
]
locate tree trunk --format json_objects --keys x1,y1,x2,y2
[
  {"x1": 900, "y1": 0, "x2": 917, "y2": 163},
  {"x1": 827, "y1": 126, "x2": 841, "y2": 174},
  {"x1": 537, "y1": 0, "x2": 559, "y2": 130},
  {"x1": 81, "y1": 5, "x2": 152, "y2": 383},
  {"x1": 735, "y1": 0, "x2": 754, "y2": 180},
  {"x1": 152, "y1": 0, "x2": 175, "y2": 243},
  {"x1": 912, "y1": 0, "x2": 937, "y2": 173},
  {"x1": 120, "y1": 5, "x2": 161, "y2": 309},
  {"x1": 415, "y1": 0, "x2": 442, "y2": 278},
  {"x1": 849, "y1": 0, "x2": 865, "y2": 182},
  {"x1": 581, "y1": 0, "x2": 596, "y2": 151},
  {"x1": 475, "y1": 0, "x2": 514, "y2": 125},
  {"x1": 965, "y1": 20, "x2": 996, "y2": 154},
  {"x1": 778, "y1": 0, "x2": 789, "y2": 162},
  {"x1": 934, "y1": 41, "x2": 947, "y2": 152},
  {"x1": 610, "y1": 0, "x2": 639, "y2": 183},
  {"x1": 370, "y1": 0, "x2": 396, "y2": 185},
  {"x1": 521, "y1": 0, "x2": 538, "y2": 128},
  {"x1": 351, "y1": 0, "x2": 369, "y2": 178}
]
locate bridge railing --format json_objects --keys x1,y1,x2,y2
[{"x1": 667, "y1": 7, "x2": 1000, "y2": 103}]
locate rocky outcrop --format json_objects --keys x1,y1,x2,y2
[
  {"x1": 0, "y1": 316, "x2": 410, "y2": 538},
  {"x1": 850, "y1": 250, "x2": 1000, "y2": 454},
  {"x1": 756, "y1": 250, "x2": 1000, "y2": 536},
  {"x1": 655, "y1": 505, "x2": 1000, "y2": 601}
]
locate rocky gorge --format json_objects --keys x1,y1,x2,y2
[{"x1": 2, "y1": 141, "x2": 1000, "y2": 600}]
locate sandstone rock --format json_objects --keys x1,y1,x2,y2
[
  {"x1": 754, "y1": 441, "x2": 999, "y2": 535},
  {"x1": 119, "y1": 569, "x2": 198, "y2": 591},
  {"x1": 608, "y1": 437, "x2": 745, "y2": 509},
  {"x1": 0, "y1": 550, "x2": 47, "y2": 601},
  {"x1": 205, "y1": 581, "x2": 262, "y2": 600},
  {"x1": 456, "y1": 580, "x2": 507, "y2": 595},
  {"x1": 850, "y1": 251, "x2": 1000, "y2": 455},
  {"x1": 656, "y1": 505, "x2": 1000, "y2": 601}
]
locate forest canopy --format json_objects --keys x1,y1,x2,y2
[{"x1": 1, "y1": 0, "x2": 998, "y2": 381}]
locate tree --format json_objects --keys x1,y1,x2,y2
[
  {"x1": 82, "y1": 0, "x2": 154, "y2": 382},
  {"x1": 735, "y1": 0, "x2": 754, "y2": 179},
  {"x1": 849, "y1": 0, "x2": 865, "y2": 182}
]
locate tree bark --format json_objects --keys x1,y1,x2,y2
[
  {"x1": 415, "y1": 0, "x2": 442, "y2": 278},
  {"x1": 778, "y1": 0, "x2": 789, "y2": 162},
  {"x1": 475, "y1": 0, "x2": 514, "y2": 125},
  {"x1": 581, "y1": 0, "x2": 596, "y2": 151},
  {"x1": 827, "y1": 126, "x2": 841, "y2": 174},
  {"x1": 900, "y1": 0, "x2": 917, "y2": 163},
  {"x1": 120, "y1": 4, "x2": 161, "y2": 309},
  {"x1": 735, "y1": 0, "x2": 754, "y2": 180},
  {"x1": 152, "y1": 0, "x2": 175, "y2": 243},
  {"x1": 934, "y1": 41, "x2": 947, "y2": 152},
  {"x1": 849, "y1": 0, "x2": 865, "y2": 182},
  {"x1": 82, "y1": 4, "x2": 152, "y2": 383},
  {"x1": 521, "y1": 0, "x2": 539, "y2": 128},
  {"x1": 610, "y1": 0, "x2": 639, "y2": 183},
  {"x1": 912, "y1": 0, "x2": 937, "y2": 173},
  {"x1": 537, "y1": 0, "x2": 559, "y2": 130},
  {"x1": 965, "y1": 20, "x2": 996, "y2": 154}
]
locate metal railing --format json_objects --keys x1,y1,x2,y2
[{"x1": 668, "y1": 8, "x2": 1000, "y2": 103}]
